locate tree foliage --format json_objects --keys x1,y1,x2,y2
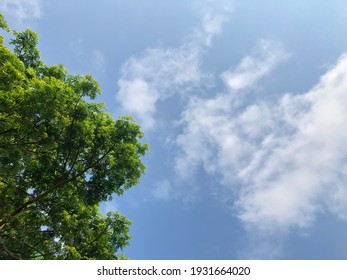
[{"x1": 0, "y1": 16, "x2": 148, "y2": 259}]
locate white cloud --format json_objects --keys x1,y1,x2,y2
[
  {"x1": 176, "y1": 44, "x2": 347, "y2": 233},
  {"x1": 222, "y1": 40, "x2": 289, "y2": 91},
  {"x1": 115, "y1": 40, "x2": 202, "y2": 130},
  {"x1": 192, "y1": 0, "x2": 232, "y2": 46},
  {"x1": 117, "y1": 79, "x2": 159, "y2": 129},
  {"x1": 0, "y1": 0, "x2": 42, "y2": 24},
  {"x1": 115, "y1": 5, "x2": 232, "y2": 130},
  {"x1": 176, "y1": 40, "x2": 287, "y2": 179},
  {"x1": 237, "y1": 54, "x2": 347, "y2": 232},
  {"x1": 198, "y1": 11, "x2": 230, "y2": 47}
]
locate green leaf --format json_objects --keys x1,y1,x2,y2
[{"x1": 0, "y1": 14, "x2": 10, "y2": 32}]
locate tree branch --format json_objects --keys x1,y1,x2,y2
[
  {"x1": 0, "y1": 128, "x2": 17, "y2": 136},
  {"x1": 0, "y1": 148, "x2": 114, "y2": 230},
  {"x1": 0, "y1": 235, "x2": 22, "y2": 260}
]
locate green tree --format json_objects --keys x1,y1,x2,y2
[{"x1": 0, "y1": 16, "x2": 148, "y2": 259}]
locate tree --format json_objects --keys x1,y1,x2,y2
[{"x1": 0, "y1": 15, "x2": 148, "y2": 259}]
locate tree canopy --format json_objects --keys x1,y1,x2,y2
[{"x1": 0, "y1": 15, "x2": 148, "y2": 259}]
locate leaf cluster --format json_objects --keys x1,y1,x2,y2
[{"x1": 0, "y1": 15, "x2": 148, "y2": 259}]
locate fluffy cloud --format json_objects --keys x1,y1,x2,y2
[
  {"x1": 116, "y1": 5, "x2": 232, "y2": 130},
  {"x1": 222, "y1": 40, "x2": 289, "y2": 91},
  {"x1": 116, "y1": 40, "x2": 202, "y2": 130},
  {"x1": 238, "y1": 54, "x2": 347, "y2": 232},
  {"x1": 176, "y1": 43, "x2": 347, "y2": 232},
  {"x1": 117, "y1": 79, "x2": 159, "y2": 129},
  {"x1": 176, "y1": 40, "x2": 287, "y2": 179},
  {"x1": 0, "y1": 0, "x2": 42, "y2": 24}
]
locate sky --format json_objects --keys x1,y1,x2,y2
[{"x1": 2, "y1": 0, "x2": 347, "y2": 259}]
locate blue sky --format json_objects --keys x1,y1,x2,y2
[{"x1": 2, "y1": 0, "x2": 347, "y2": 259}]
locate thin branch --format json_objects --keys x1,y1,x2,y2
[
  {"x1": 1, "y1": 179, "x2": 31, "y2": 197},
  {"x1": 0, "y1": 140, "x2": 54, "y2": 147},
  {"x1": 0, "y1": 128, "x2": 17, "y2": 136},
  {"x1": 61, "y1": 97, "x2": 82, "y2": 173},
  {"x1": 0, "y1": 235, "x2": 22, "y2": 260},
  {"x1": 0, "y1": 148, "x2": 114, "y2": 230},
  {"x1": 80, "y1": 223, "x2": 109, "y2": 253}
]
